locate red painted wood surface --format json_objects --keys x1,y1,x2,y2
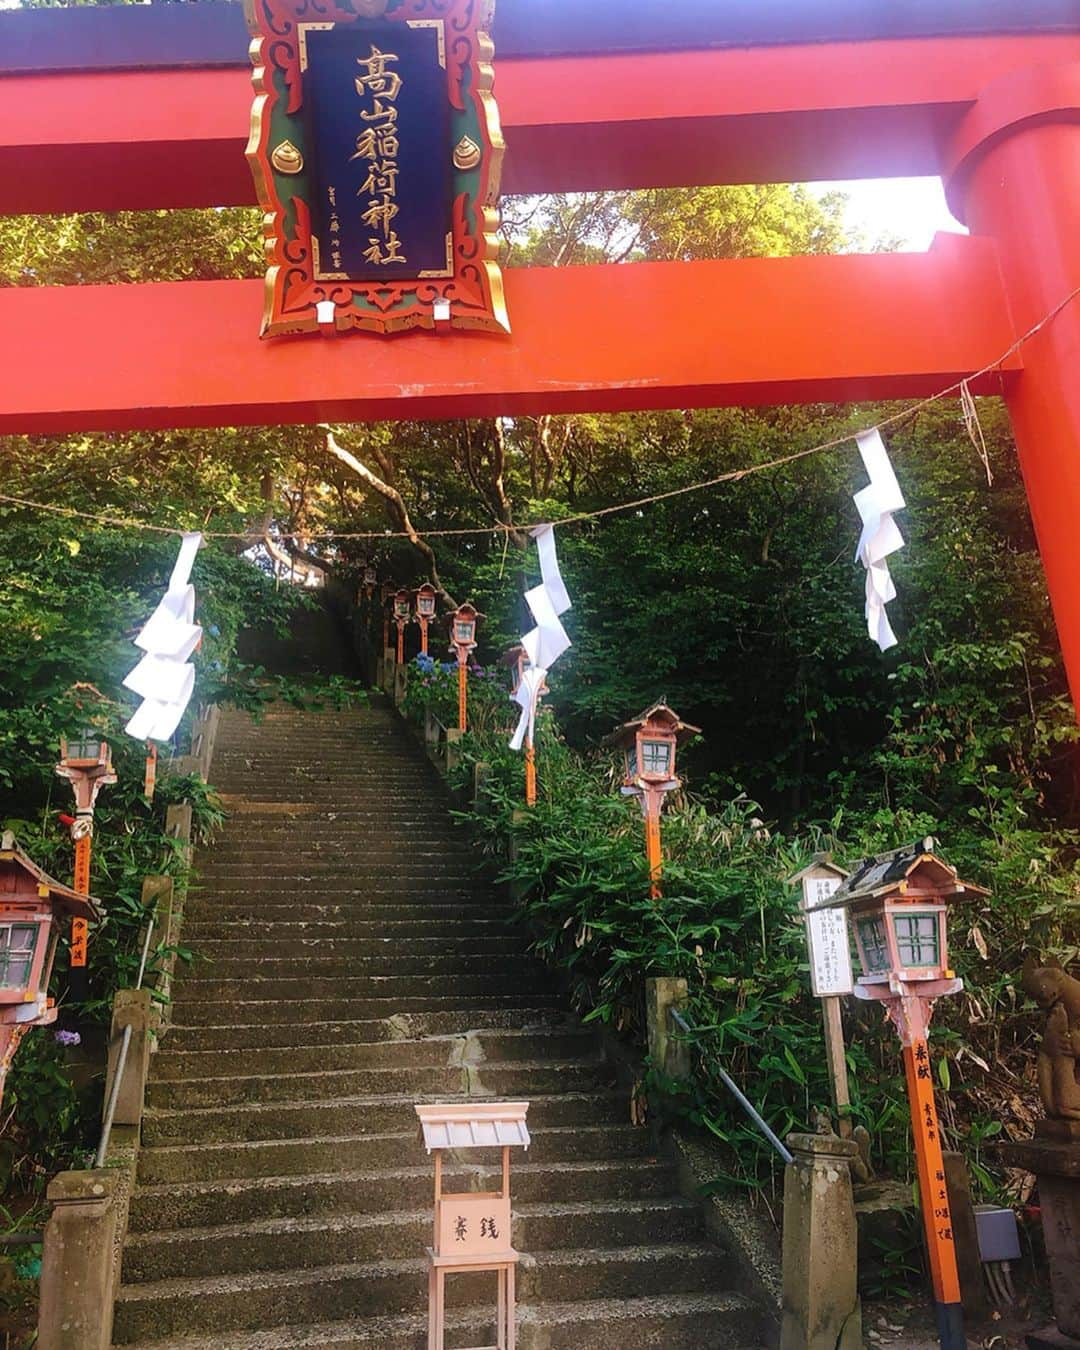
[
  {"x1": 1, "y1": 35, "x2": 1078, "y2": 214},
  {"x1": 0, "y1": 239, "x2": 1018, "y2": 435},
  {"x1": 939, "y1": 63, "x2": 1080, "y2": 726}
]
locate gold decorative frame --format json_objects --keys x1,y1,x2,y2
[{"x1": 244, "y1": 0, "x2": 508, "y2": 336}]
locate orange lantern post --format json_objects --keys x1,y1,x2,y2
[
  {"x1": 55, "y1": 731, "x2": 116, "y2": 1002},
  {"x1": 607, "y1": 704, "x2": 699, "y2": 899},
  {"x1": 0, "y1": 832, "x2": 100, "y2": 1108},
  {"x1": 393, "y1": 588, "x2": 411, "y2": 666},
  {"x1": 449, "y1": 603, "x2": 481, "y2": 733},
  {"x1": 416, "y1": 582, "x2": 437, "y2": 657},
  {"x1": 818, "y1": 839, "x2": 988, "y2": 1350},
  {"x1": 501, "y1": 645, "x2": 540, "y2": 806}
]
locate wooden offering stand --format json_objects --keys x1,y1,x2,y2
[{"x1": 416, "y1": 1101, "x2": 530, "y2": 1350}]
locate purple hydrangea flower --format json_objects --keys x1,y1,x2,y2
[{"x1": 54, "y1": 1029, "x2": 81, "y2": 1047}]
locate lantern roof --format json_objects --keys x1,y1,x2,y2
[
  {"x1": 786, "y1": 852, "x2": 850, "y2": 888},
  {"x1": 416, "y1": 1101, "x2": 530, "y2": 1152},
  {"x1": 498, "y1": 644, "x2": 525, "y2": 668},
  {"x1": 447, "y1": 601, "x2": 486, "y2": 629},
  {"x1": 820, "y1": 837, "x2": 989, "y2": 910},
  {"x1": 0, "y1": 832, "x2": 100, "y2": 920},
  {"x1": 604, "y1": 702, "x2": 701, "y2": 751}
]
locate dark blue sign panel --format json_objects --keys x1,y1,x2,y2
[{"x1": 302, "y1": 20, "x2": 452, "y2": 282}]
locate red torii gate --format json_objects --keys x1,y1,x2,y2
[{"x1": 1, "y1": 1, "x2": 1080, "y2": 710}]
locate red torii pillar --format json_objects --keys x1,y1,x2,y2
[{"x1": 945, "y1": 63, "x2": 1080, "y2": 710}]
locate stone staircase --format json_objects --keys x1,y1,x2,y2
[{"x1": 112, "y1": 694, "x2": 768, "y2": 1348}]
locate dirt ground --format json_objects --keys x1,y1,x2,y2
[{"x1": 864, "y1": 1292, "x2": 1056, "y2": 1349}]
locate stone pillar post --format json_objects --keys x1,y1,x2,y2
[
  {"x1": 394, "y1": 660, "x2": 408, "y2": 709},
  {"x1": 644, "y1": 977, "x2": 690, "y2": 1080},
  {"x1": 1001, "y1": 1120, "x2": 1080, "y2": 1345},
  {"x1": 104, "y1": 989, "x2": 153, "y2": 1128},
  {"x1": 38, "y1": 1169, "x2": 122, "y2": 1350},
  {"x1": 424, "y1": 709, "x2": 439, "y2": 754},
  {"x1": 382, "y1": 648, "x2": 395, "y2": 694},
  {"x1": 143, "y1": 873, "x2": 175, "y2": 1035},
  {"x1": 473, "y1": 761, "x2": 491, "y2": 813},
  {"x1": 941, "y1": 1150, "x2": 989, "y2": 1321},
  {"x1": 781, "y1": 1133, "x2": 863, "y2": 1350},
  {"x1": 445, "y1": 727, "x2": 464, "y2": 774}
]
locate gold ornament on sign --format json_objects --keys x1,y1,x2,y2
[
  {"x1": 452, "y1": 135, "x2": 482, "y2": 171},
  {"x1": 271, "y1": 141, "x2": 304, "y2": 175}
]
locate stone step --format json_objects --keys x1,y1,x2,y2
[
  {"x1": 211, "y1": 788, "x2": 451, "y2": 801},
  {"x1": 182, "y1": 900, "x2": 506, "y2": 921},
  {"x1": 153, "y1": 1028, "x2": 599, "y2": 1077},
  {"x1": 139, "y1": 1120, "x2": 641, "y2": 1177},
  {"x1": 209, "y1": 817, "x2": 454, "y2": 826},
  {"x1": 196, "y1": 861, "x2": 485, "y2": 874},
  {"x1": 146, "y1": 1057, "x2": 607, "y2": 1110},
  {"x1": 179, "y1": 950, "x2": 534, "y2": 980},
  {"x1": 171, "y1": 973, "x2": 556, "y2": 1004},
  {"x1": 198, "y1": 845, "x2": 475, "y2": 864},
  {"x1": 192, "y1": 873, "x2": 489, "y2": 889},
  {"x1": 167, "y1": 993, "x2": 563, "y2": 1026},
  {"x1": 122, "y1": 1200, "x2": 706, "y2": 1283},
  {"x1": 128, "y1": 1159, "x2": 675, "y2": 1231},
  {"x1": 164, "y1": 1009, "x2": 571, "y2": 1053},
  {"x1": 181, "y1": 919, "x2": 516, "y2": 940},
  {"x1": 115, "y1": 1291, "x2": 764, "y2": 1349},
  {"x1": 113, "y1": 701, "x2": 752, "y2": 1350},
  {"x1": 115, "y1": 1241, "x2": 728, "y2": 1342}
]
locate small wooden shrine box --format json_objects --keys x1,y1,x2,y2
[{"x1": 416, "y1": 1101, "x2": 530, "y2": 1350}]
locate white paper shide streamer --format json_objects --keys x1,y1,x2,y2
[
  {"x1": 852, "y1": 429, "x2": 905, "y2": 652},
  {"x1": 510, "y1": 525, "x2": 571, "y2": 751},
  {"x1": 123, "y1": 532, "x2": 204, "y2": 741}
]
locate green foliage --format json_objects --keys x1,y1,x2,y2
[
  {"x1": 401, "y1": 655, "x2": 509, "y2": 734},
  {"x1": 446, "y1": 681, "x2": 1079, "y2": 1195},
  {"x1": 0, "y1": 445, "x2": 309, "y2": 1192}
]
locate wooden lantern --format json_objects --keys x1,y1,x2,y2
[
  {"x1": 417, "y1": 1101, "x2": 530, "y2": 1350},
  {"x1": 56, "y1": 731, "x2": 115, "y2": 816},
  {"x1": 450, "y1": 602, "x2": 480, "y2": 655},
  {"x1": 819, "y1": 839, "x2": 988, "y2": 1350},
  {"x1": 0, "y1": 832, "x2": 100, "y2": 1106},
  {"x1": 416, "y1": 583, "x2": 438, "y2": 656},
  {"x1": 449, "y1": 603, "x2": 484, "y2": 732},
  {"x1": 606, "y1": 704, "x2": 700, "y2": 898},
  {"x1": 609, "y1": 702, "x2": 699, "y2": 790},
  {"x1": 416, "y1": 583, "x2": 438, "y2": 620},
  {"x1": 825, "y1": 837, "x2": 986, "y2": 1008}
]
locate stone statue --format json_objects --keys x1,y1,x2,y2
[{"x1": 1021, "y1": 953, "x2": 1080, "y2": 1121}]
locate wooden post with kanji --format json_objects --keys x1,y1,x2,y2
[
  {"x1": 789, "y1": 855, "x2": 855, "y2": 1137},
  {"x1": 817, "y1": 839, "x2": 988, "y2": 1350},
  {"x1": 416, "y1": 1101, "x2": 530, "y2": 1350}
]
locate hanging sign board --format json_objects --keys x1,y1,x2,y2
[
  {"x1": 801, "y1": 872, "x2": 855, "y2": 997},
  {"x1": 244, "y1": 0, "x2": 509, "y2": 337}
]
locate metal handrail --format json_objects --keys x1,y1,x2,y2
[
  {"x1": 94, "y1": 916, "x2": 154, "y2": 1168},
  {"x1": 670, "y1": 1006, "x2": 793, "y2": 1165}
]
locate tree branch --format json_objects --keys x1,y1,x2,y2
[{"x1": 326, "y1": 431, "x2": 456, "y2": 607}]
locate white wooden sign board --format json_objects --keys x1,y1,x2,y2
[{"x1": 801, "y1": 875, "x2": 854, "y2": 997}]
